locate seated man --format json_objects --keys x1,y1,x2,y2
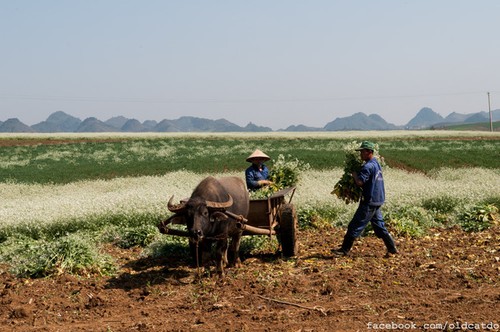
[{"x1": 245, "y1": 149, "x2": 273, "y2": 191}]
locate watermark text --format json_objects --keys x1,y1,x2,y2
[{"x1": 367, "y1": 321, "x2": 499, "y2": 330}]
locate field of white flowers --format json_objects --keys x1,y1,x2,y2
[{"x1": 1, "y1": 166, "x2": 498, "y2": 233}]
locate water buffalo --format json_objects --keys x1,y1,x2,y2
[{"x1": 159, "y1": 176, "x2": 249, "y2": 276}]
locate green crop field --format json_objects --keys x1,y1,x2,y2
[
  {"x1": 0, "y1": 131, "x2": 499, "y2": 277},
  {"x1": 0, "y1": 131, "x2": 498, "y2": 184}
]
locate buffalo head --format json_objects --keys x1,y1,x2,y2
[{"x1": 165, "y1": 194, "x2": 233, "y2": 241}]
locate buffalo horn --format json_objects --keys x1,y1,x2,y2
[
  {"x1": 167, "y1": 195, "x2": 186, "y2": 212},
  {"x1": 206, "y1": 194, "x2": 233, "y2": 209}
]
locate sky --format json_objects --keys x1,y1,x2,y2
[{"x1": 1, "y1": 1, "x2": 500, "y2": 130}]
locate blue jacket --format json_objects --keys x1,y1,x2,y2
[
  {"x1": 357, "y1": 157, "x2": 385, "y2": 206},
  {"x1": 245, "y1": 164, "x2": 269, "y2": 190}
]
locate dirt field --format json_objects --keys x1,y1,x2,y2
[{"x1": 1, "y1": 225, "x2": 499, "y2": 332}]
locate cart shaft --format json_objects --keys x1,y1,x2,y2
[{"x1": 237, "y1": 222, "x2": 275, "y2": 236}]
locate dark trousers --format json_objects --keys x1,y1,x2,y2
[
  {"x1": 341, "y1": 203, "x2": 397, "y2": 253},
  {"x1": 347, "y1": 203, "x2": 389, "y2": 238}
]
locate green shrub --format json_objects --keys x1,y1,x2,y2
[
  {"x1": 421, "y1": 195, "x2": 464, "y2": 226},
  {"x1": 421, "y1": 195, "x2": 463, "y2": 214},
  {"x1": 459, "y1": 204, "x2": 498, "y2": 232},
  {"x1": 0, "y1": 233, "x2": 116, "y2": 278},
  {"x1": 105, "y1": 224, "x2": 159, "y2": 249},
  {"x1": 240, "y1": 235, "x2": 279, "y2": 256},
  {"x1": 144, "y1": 235, "x2": 190, "y2": 259},
  {"x1": 0, "y1": 212, "x2": 162, "y2": 244},
  {"x1": 479, "y1": 196, "x2": 500, "y2": 210},
  {"x1": 297, "y1": 204, "x2": 340, "y2": 229},
  {"x1": 385, "y1": 206, "x2": 434, "y2": 238}
]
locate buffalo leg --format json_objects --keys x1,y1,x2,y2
[
  {"x1": 189, "y1": 239, "x2": 213, "y2": 268},
  {"x1": 227, "y1": 234, "x2": 242, "y2": 267},
  {"x1": 215, "y1": 239, "x2": 228, "y2": 276},
  {"x1": 201, "y1": 240, "x2": 213, "y2": 267},
  {"x1": 188, "y1": 239, "x2": 200, "y2": 267}
]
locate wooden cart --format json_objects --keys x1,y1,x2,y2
[{"x1": 241, "y1": 187, "x2": 298, "y2": 257}]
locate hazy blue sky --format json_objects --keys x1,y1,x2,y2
[{"x1": 1, "y1": 1, "x2": 499, "y2": 130}]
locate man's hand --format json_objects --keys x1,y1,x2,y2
[{"x1": 351, "y1": 172, "x2": 363, "y2": 187}]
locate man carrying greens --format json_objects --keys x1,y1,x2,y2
[{"x1": 332, "y1": 141, "x2": 398, "y2": 257}]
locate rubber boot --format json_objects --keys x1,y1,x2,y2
[
  {"x1": 332, "y1": 235, "x2": 355, "y2": 256},
  {"x1": 382, "y1": 233, "x2": 398, "y2": 254}
]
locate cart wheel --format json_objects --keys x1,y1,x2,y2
[{"x1": 278, "y1": 203, "x2": 298, "y2": 257}]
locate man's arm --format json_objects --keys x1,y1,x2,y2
[{"x1": 351, "y1": 172, "x2": 364, "y2": 187}]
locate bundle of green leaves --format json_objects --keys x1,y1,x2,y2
[
  {"x1": 331, "y1": 141, "x2": 384, "y2": 204},
  {"x1": 250, "y1": 154, "x2": 310, "y2": 199}
]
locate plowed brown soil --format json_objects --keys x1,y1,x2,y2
[{"x1": 1, "y1": 226, "x2": 499, "y2": 332}]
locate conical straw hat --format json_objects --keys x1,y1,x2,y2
[{"x1": 246, "y1": 149, "x2": 270, "y2": 162}]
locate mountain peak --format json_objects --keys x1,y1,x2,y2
[
  {"x1": 32, "y1": 111, "x2": 82, "y2": 132},
  {"x1": 0, "y1": 118, "x2": 35, "y2": 133},
  {"x1": 324, "y1": 112, "x2": 398, "y2": 131},
  {"x1": 406, "y1": 107, "x2": 444, "y2": 129},
  {"x1": 76, "y1": 117, "x2": 120, "y2": 132},
  {"x1": 105, "y1": 116, "x2": 129, "y2": 129},
  {"x1": 121, "y1": 119, "x2": 146, "y2": 132}
]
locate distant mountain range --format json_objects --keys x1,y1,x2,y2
[{"x1": 1, "y1": 108, "x2": 499, "y2": 133}]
